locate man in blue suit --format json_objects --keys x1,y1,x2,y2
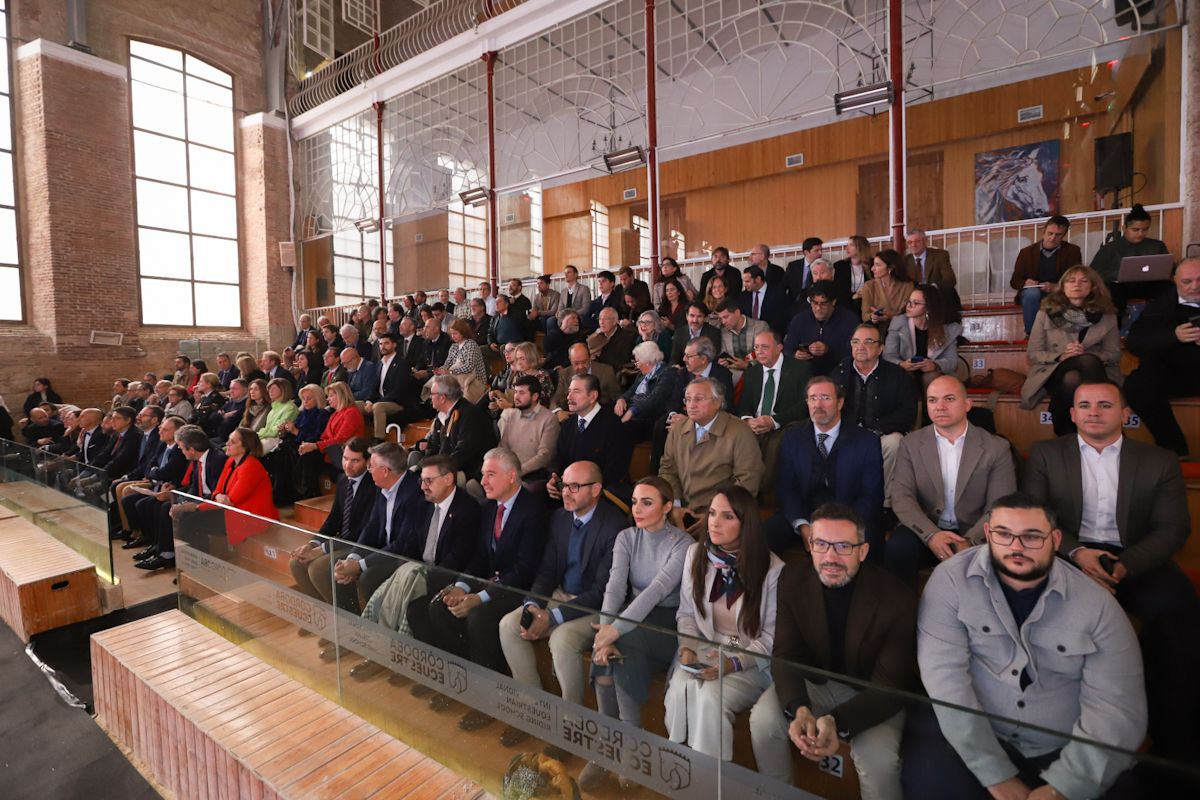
[
  {"x1": 739, "y1": 265, "x2": 790, "y2": 335},
  {"x1": 766, "y1": 375, "x2": 884, "y2": 559},
  {"x1": 340, "y1": 347, "x2": 381, "y2": 402}
]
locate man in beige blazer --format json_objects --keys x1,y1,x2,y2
[
  {"x1": 884, "y1": 376, "x2": 1017, "y2": 586},
  {"x1": 661, "y1": 376, "x2": 762, "y2": 536},
  {"x1": 548, "y1": 343, "x2": 621, "y2": 421}
]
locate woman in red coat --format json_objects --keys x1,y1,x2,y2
[
  {"x1": 204, "y1": 426, "x2": 279, "y2": 545},
  {"x1": 294, "y1": 381, "x2": 367, "y2": 498}
]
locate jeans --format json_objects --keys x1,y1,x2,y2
[{"x1": 1018, "y1": 287, "x2": 1045, "y2": 335}]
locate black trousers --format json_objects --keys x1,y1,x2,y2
[
  {"x1": 883, "y1": 524, "x2": 943, "y2": 588},
  {"x1": 407, "y1": 584, "x2": 522, "y2": 676},
  {"x1": 1124, "y1": 361, "x2": 1200, "y2": 456},
  {"x1": 1044, "y1": 353, "x2": 1107, "y2": 436}
]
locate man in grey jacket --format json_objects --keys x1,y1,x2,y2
[{"x1": 907, "y1": 492, "x2": 1146, "y2": 799}]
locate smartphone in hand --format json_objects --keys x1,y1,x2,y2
[
  {"x1": 520, "y1": 606, "x2": 535, "y2": 630},
  {"x1": 679, "y1": 662, "x2": 714, "y2": 674}
]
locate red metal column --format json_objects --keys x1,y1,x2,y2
[
  {"x1": 644, "y1": 0, "x2": 660, "y2": 284},
  {"x1": 373, "y1": 100, "x2": 387, "y2": 303},
  {"x1": 888, "y1": 0, "x2": 906, "y2": 252},
  {"x1": 483, "y1": 51, "x2": 500, "y2": 293}
]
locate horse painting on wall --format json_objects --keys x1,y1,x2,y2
[{"x1": 974, "y1": 140, "x2": 1060, "y2": 224}]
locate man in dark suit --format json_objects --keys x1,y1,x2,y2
[
  {"x1": 288, "y1": 438, "x2": 377, "y2": 615},
  {"x1": 735, "y1": 330, "x2": 811, "y2": 495},
  {"x1": 409, "y1": 447, "x2": 549, "y2": 729},
  {"x1": 340, "y1": 347, "x2": 381, "y2": 403},
  {"x1": 95, "y1": 406, "x2": 144, "y2": 486},
  {"x1": 583, "y1": 270, "x2": 625, "y2": 331},
  {"x1": 140, "y1": 424, "x2": 228, "y2": 571},
  {"x1": 396, "y1": 316, "x2": 426, "y2": 371},
  {"x1": 332, "y1": 442, "x2": 422, "y2": 603},
  {"x1": 294, "y1": 314, "x2": 317, "y2": 349},
  {"x1": 550, "y1": 373, "x2": 631, "y2": 500},
  {"x1": 784, "y1": 237, "x2": 825, "y2": 305},
  {"x1": 1124, "y1": 257, "x2": 1200, "y2": 456},
  {"x1": 749, "y1": 243, "x2": 787, "y2": 291},
  {"x1": 904, "y1": 229, "x2": 960, "y2": 315},
  {"x1": 616, "y1": 266, "x2": 652, "y2": 320},
  {"x1": 752, "y1": 503, "x2": 915, "y2": 793},
  {"x1": 1009, "y1": 215, "x2": 1083, "y2": 334},
  {"x1": 1024, "y1": 380, "x2": 1199, "y2": 768},
  {"x1": 548, "y1": 342, "x2": 621, "y2": 418},
  {"x1": 260, "y1": 350, "x2": 297, "y2": 394},
  {"x1": 124, "y1": 415, "x2": 189, "y2": 552},
  {"x1": 783, "y1": 281, "x2": 859, "y2": 376},
  {"x1": 412, "y1": 375, "x2": 497, "y2": 481},
  {"x1": 487, "y1": 294, "x2": 528, "y2": 349},
  {"x1": 767, "y1": 375, "x2": 884, "y2": 557},
  {"x1": 496, "y1": 460, "x2": 626, "y2": 746},
  {"x1": 740, "y1": 265, "x2": 790, "y2": 335},
  {"x1": 108, "y1": 406, "x2": 162, "y2": 540},
  {"x1": 214, "y1": 352, "x2": 239, "y2": 390},
  {"x1": 698, "y1": 247, "x2": 743, "y2": 303},
  {"x1": 542, "y1": 308, "x2": 587, "y2": 371},
  {"x1": 363, "y1": 332, "x2": 417, "y2": 440},
  {"x1": 414, "y1": 317, "x2": 452, "y2": 385},
  {"x1": 668, "y1": 301, "x2": 723, "y2": 365}
]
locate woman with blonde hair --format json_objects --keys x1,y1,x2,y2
[{"x1": 1021, "y1": 264, "x2": 1121, "y2": 435}]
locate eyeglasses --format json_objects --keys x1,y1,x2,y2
[
  {"x1": 810, "y1": 538, "x2": 865, "y2": 555},
  {"x1": 418, "y1": 474, "x2": 448, "y2": 485},
  {"x1": 561, "y1": 481, "x2": 596, "y2": 493},
  {"x1": 988, "y1": 528, "x2": 1051, "y2": 549},
  {"x1": 906, "y1": 299, "x2": 926, "y2": 307},
  {"x1": 808, "y1": 299, "x2": 832, "y2": 307},
  {"x1": 807, "y1": 394, "x2": 834, "y2": 403},
  {"x1": 849, "y1": 338, "x2": 880, "y2": 346}
]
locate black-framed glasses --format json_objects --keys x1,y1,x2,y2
[
  {"x1": 418, "y1": 473, "x2": 450, "y2": 486},
  {"x1": 562, "y1": 481, "x2": 597, "y2": 493},
  {"x1": 810, "y1": 538, "x2": 866, "y2": 555},
  {"x1": 988, "y1": 528, "x2": 1051, "y2": 549},
  {"x1": 849, "y1": 338, "x2": 880, "y2": 346}
]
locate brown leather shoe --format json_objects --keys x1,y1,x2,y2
[
  {"x1": 458, "y1": 710, "x2": 494, "y2": 732},
  {"x1": 499, "y1": 725, "x2": 529, "y2": 747}
]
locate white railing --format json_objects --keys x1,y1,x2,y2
[{"x1": 299, "y1": 203, "x2": 1183, "y2": 323}]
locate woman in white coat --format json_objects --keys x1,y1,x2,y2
[{"x1": 664, "y1": 483, "x2": 784, "y2": 763}]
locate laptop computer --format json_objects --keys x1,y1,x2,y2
[{"x1": 1116, "y1": 253, "x2": 1174, "y2": 283}]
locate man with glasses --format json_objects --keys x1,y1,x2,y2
[
  {"x1": 784, "y1": 281, "x2": 859, "y2": 376},
  {"x1": 411, "y1": 375, "x2": 496, "y2": 481},
  {"x1": 1024, "y1": 380, "x2": 1197, "y2": 781},
  {"x1": 885, "y1": 376, "x2": 1017, "y2": 588},
  {"x1": 735, "y1": 330, "x2": 811, "y2": 497},
  {"x1": 753, "y1": 503, "x2": 915, "y2": 796},
  {"x1": 766, "y1": 375, "x2": 883, "y2": 557},
  {"x1": 496, "y1": 460, "x2": 627, "y2": 747},
  {"x1": 831, "y1": 323, "x2": 918, "y2": 489},
  {"x1": 650, "y1": 336, "x2": 735, "y2": 471},
  {"x1": 906, "y1": 492, "x2": 1145, "y2": 799}
]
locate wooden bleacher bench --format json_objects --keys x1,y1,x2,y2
[
  {"x1": 91, "y1": 610, "x2": 482, "y2": 800},
  {"x1": 0, "y1": 515, "x2": 101, "y2": 641}
]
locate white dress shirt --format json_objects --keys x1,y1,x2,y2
[
  {"x1": 377, "y1": 353, "x2": 395, "y2": 394},
  {"x1": 755, "y1": 353, "x2": 785, "y2": 423},
  {"x1": 791, "y1": 420, "x2": 842, "y2": 529},
  {"x1": 934, "y1": 423, "x2": 968, "y2": 530},
  {"x1": 422, "y1": 488, "x2": 457, "y2": 564},
  {"x1": 1078, "y1": 435, "x2": 1122, "y2": 546}
]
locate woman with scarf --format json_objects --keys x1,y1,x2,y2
[
  {"x1": 1021, "y1": 264, "x2": 1121, "y2": 435},
  {"x1": 664, "y1": 484, "x2": 783, "y2": 764}
]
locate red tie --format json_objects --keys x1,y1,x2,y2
[
  {"x1": 752, "y1": 291, "x2": 760, "y2": 319},
  {"x1": 493, "y1": 504, "x2": 505, "y2": 542}
]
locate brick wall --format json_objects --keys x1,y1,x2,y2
[{"x1": 0, "y1": 0, "x2": 292, "y2": 411}]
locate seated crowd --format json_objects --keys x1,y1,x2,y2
[{"x1": 9, "y1": 218, "x2": 1199, "y2": 798}]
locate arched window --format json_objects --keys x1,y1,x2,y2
[{"x1": 129, "y1": 40, "x2": 240, "y2": 327}]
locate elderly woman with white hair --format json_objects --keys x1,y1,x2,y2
[
  {"x1": 613, "y1": 341, "x2": 674, "y2": 441},
  {"x1": 635, "y1": 309, "x2": 674, "y2": 360}
]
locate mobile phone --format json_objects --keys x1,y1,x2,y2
[
  {"x1": 872, "y1": 308, "x2": 884, "y2": 317},
  {"x1": 679, "y1": 662, "x2": 714, "y2": 674},
  {"x1": 718, "y1": 352, "x2": 732, "y2": 362},
  {"x1": 1099, "y1": 554, "x2": 1116, "y2": 575},
  {"x1": 910, "y1": 355, "x2": 925, "y2": 363},
  {"x1": 520, "y1": 607, "x2": 535, "y2": 630},
  {"x1": 682, "y1": 512, "x2": 699, "y2": 528},
  {"x1": 1189, "y1": 314, "x2": 1200, "y2": 326}
]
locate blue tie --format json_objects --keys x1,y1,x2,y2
[
  {"x1": 578, "y1": 417, "x2": 586, "y2": 434},
  {"x1": 695, "y1": 425, "x2": 707, "y2": 444}
]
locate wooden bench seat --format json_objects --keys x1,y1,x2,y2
[
  {"x1": 91, "y1": 610, "x2": 484, "y2": 800},
  {"x1": 0, "y1": 515, "x2": 101, "y2": 641}
]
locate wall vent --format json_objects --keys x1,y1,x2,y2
[
  {"x1": 785, "y1": 153, "x2": 805, "y2": 168},
  {"x1": 1017, "y1": 104, "x2": 1044, "y2": 124},
  {"x1": 623, "y1": 187, "x2": 637, "y2": 200}
]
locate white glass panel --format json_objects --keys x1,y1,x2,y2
[
  {"x1": 130, "y1": 41, "x2": 183, "y2": 70},
  {"x1": 194, "y1": 282, "x2": 241, "y2": 327},
  {"x1": 141, "y1": 277, "x2": 193, "y2": 325},
  {"x1": 134, "y1": 131, "x2": 187, "y2": 184},
  {"x1": 137, "y1": 228, "x2": 191, "y2": 278},
  {"x1": 333, "y1": 255, "x2": 358, "y2": 280},
  {"x1": 190, "y1": 190, "x2": 236, "y2": 238},
  {"x1": 184, "y1": 54, "x2": 232, "y2": 88},
  {"x1": 0, "y1": 266, "x2": 19, "y2": 320},
  {"x1": 131, "y1": 82, "x2": 185, "y2": 138},
  {"x1": 0, "y1": 152, "x2": 11, "y2": 207},
  {"x1": 136, "y1": 180, "x2": 189, "y2": 232},
  {"x1": 187, "y1": 144, "x2": 235, "y2": 194},
  {"x1": 0, "y1": 102, "x2": 10, "y2": 151},
  {"x1": 334, "y1": 231, "x2": 361, "y2": 257},
  {"x1": 0, "y1": 36, "x2": 8, "y2": 90},
  {"x1": 130, "y1": 58, "x2": 184, "y2": 94},
  {"x1": 186, "y1": 96, "x2": 234, "y2": 151},
  {"x1": 186, "y1": 75, "x2": 233, "y2": 109},
  {"x1": 0, "y1": 207, "x2": 15, "y2": 264},
  {"x1": 192, "y1": 236, "x2": 239, "y2": 284}
]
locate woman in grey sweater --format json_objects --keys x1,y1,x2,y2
[{"x1": 582, "y1": 475, "x2": 692, "y2": 790}]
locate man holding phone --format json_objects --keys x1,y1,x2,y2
[
  {"x1": 1009, "y1": 216, "x2": 1081, "y2": 334},
  {"x1": 1124, "y1": 256, "x2": 1200, "y2": 457},
  {"x1": 884, "y1": 376, "x2": 1017, "y2": 587}
]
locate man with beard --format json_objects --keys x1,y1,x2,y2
[
  {"x1": 905, "y1": 493, "x2": 1146, "y2": 799},
  {"x1": 751, "y1": 503, "x2": 915, "y2": 796}
]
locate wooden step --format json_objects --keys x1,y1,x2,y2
[
  {"x1": 293, "y1": 494, "x2": 334, "y2": 531},
  {"x1": 90, "y1": 610, "x2": 484, "y2": 800},
  {"x1": 0, "y1": 515, "x2": 101, "y2": 641},
  {"x1": 960, "y1": 305, "x2": 1025, "y2": 342}
]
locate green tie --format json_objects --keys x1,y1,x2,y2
[{"x1": 761, "y1": 367, "x2": 776, "y2": 416}]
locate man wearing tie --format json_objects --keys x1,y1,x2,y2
[
  {"x1": 739, "y1": 265, "x2": 789, "y2": 335},
  {"x1": 735, "y1": 331, "x2": 811, "y2": 498},
  {"x1": 903, "y1": 230, "x2": 959, "y2": 314},
  {"x1": 141, "y1": 425, "x2": 228, "y2": 570},
  {"x1": 785, "y1": 237, "x2": 824, "y2": 305}
]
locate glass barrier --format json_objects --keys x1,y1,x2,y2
[
  {"x1": 0, "y1": 437, "x2": 115, "y2": 583},
  {"x1": 173, "y1": 495, "x2": 1199, "y2": 799}
]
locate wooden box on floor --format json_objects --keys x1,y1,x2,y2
[{"x1": 0, "y1": 517, "x2": 101, "y2": 642}]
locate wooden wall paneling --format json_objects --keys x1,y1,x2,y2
[{"x1": 300, "y1": 235, "x2": 332, "y2": 307}]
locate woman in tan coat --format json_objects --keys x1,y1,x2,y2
[
  {"x1": 858, "y1": 249, "x2": 914, "y2": 330},
  {"x1": 1020, "y1": 265, "x2": 1121, "y2": 434}
]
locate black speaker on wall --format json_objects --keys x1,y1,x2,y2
[{"x1": 1094, "y1": 132, "x2": 1133, "y2": 193}]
